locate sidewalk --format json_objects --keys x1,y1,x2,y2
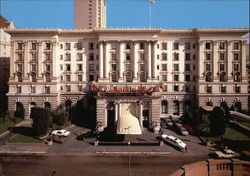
[{"x1": 0, "y1": 119, "x2": 32, "y2": 145}]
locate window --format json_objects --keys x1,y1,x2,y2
[
  {"x1": 60, "y1": 55, "x2": 63, "y2": 60},
  {"x1": 174, "y1": 85, "x2": 179, "y2": 92},
  {"x1": 162, "y1": 53, "x2": 167, "y2": 60},
  {"x1": 111, "y1": 64, "x2": 116, "y2": 71},
  {"x1": 96, "y1": 54, "x2": 99, "y2": 60},
  {"x1": 111, "y1": 43, "x2": 117, "y2": 50},
  {"x1": 162, "y1": 64, "x2": 167, "y2": 71},
  {"x1": 173, "y1": 64, "x2": 179, "y2": 71},
  {"x1": 31, "y1": 87, "x2": 36, "y2": 93},
  {"x1": 96, "y1": 65, "x2": 99, "y2": 70},
  {"x1": 111, "y1": 72, "x2": 117, "y2": 82},
  {"x1": 221, "y1": 86, "x2": 226, "y2": 93},
  {"x1": 45, "y1": 64, "x2": 50, "y2": 72},
  {"x1": 89, "y1": 53, "x2": 94, "y2": 60},
  {"x1": 205, "y1": 72, "x2": 212, "y2": 82},
  {"x1": 233, "y1": 64, "x2": 239, "y2": 71},
  {"x1": 66, "y1": 64, "x2": 71, "y2": 71},
  {"x1": 77, "y1": 64, "x2": 82, "y2": 71},
  {"x1": 207, "y1": 86, "x2": 212, "y2": 93},
  {"x1": 185, "y1": 43, "x2": 190, "y2": 50},
  {"x1": 139, "y1": 73, "x2": 146, "y2": 82},
  {"x1": 235, "y1": 85, "x2": 240, "y2": 93},
  {"x1": 77, "y1": 43, "x2": 82, "y2": 50},
  {"x1": 233, "y1": 72, "x2": 241, "y2": 82},
  {"x1": 219, "y1": 53, "x2": 225, "y2": 60},
  {"x1": 140, "y1": 53, "x2": 145, "y2": 60},
  {"x1": 185, "y1": 64, "x2": 191, "y2": 71},
  {"x1": 45, "y1": 73, "x2": 51, "y2": 82},
  {"x1": 193, "y1": 54, "x2": 196, "y2": 60},
  {"x1": 125, "y1": 72, "x2": 132, "y2": 82},
  {"x1": 219, "y1": 64, "x2": 225, "y2": 71},
  {"x1": 185, "y1": 53, "x2": 191, "y2": 61},
  {"x1": 174, "y1": 75, "x2": 179, "y2": 81},
  {"x1": 78, "y1": 85, "x2": 83, "y2": 91},
  {"x1": 139, "y1": 43, "x2": 145, "y2": 50},
  {"x1": 78, "y1": 75, "x2": 82, "y2": 81},
  {"x1": 219, "y1": 72, "x2": 227, "y2": 82},
  {"x1": 66, "y1": 43, "x2": 71, "y2": 50},
  {"x1": 31, "y1": 64, "x2": 37, "y2": 72},
  {"x1": 193, "y1": 65, "x2": 196, "y2": 70},
  {"x1": 206, "y1": 53, "x2": 211, "y2": 60},
  {"x1": 89, "y1": 43, "x2": 94, "y2": 50},
  {"x1": 205, "y1": 42, "x2": 211, "y2": 50},
  {"x1": 173, "y1": 42, "x2": 179, "y2": 50},
  {"x1": 233, "y1": 53, "x2": 239, "y2": 60},
  {"x1": 125, "y1": 43, "x2": 131, "y2": 50},
  {"x1": 17, "y1": 73, "x2": 23, "y2": 82},
  {"x1": 185, "y1": 85, "x2": 190, "y2": 92},
  {"x1": 31, "y1": 53, "x2": 37, "y2": 61},
  {"x1": 17, "y1": 64, "x2": 23, "y2": 72},
  {"x1": 205, "y1": 64, "x2": 211, "y2": 72},
  {"x1": 126, "y1": 54, "x2": 131, "y2": 60},
  {"x1": 66, "y1": 53, "x2": 71, "y2": 61},
  {"x1": 45, "y1": 53, "x2": 51, "y2": 61},
  {"x1": 17, "y1": 53, "x2": 23, "y2": 61},
  {"x1": 111, "y1": 53, "x2": 117, "y2": 60},
  {"x1": 162, "y1": 43, "x2": 167, "y2": 50},
  {"x1": 193, "y1": 44, "x2": 196, "y2": 49},
  {"x1": 162, "y1": 101, "x2": 168, "y2": 114},
  {"x1": 140, "y1": 64, "x2": 145, "y2": 71},
  {"x1": 31, "y1": 73, "x2": 37, "y2": 82},
  {"x1": 89, "y1": 75, "x2": 94, "y2": 81},
  {"x1": 17, "y1": 86, "x2": 22, "y2": 93},
  {"x1": 17, "y1": 42, "x2": 23, "y2": 50},
  {"x1": 173, "y1": 53, "x2": 179, "y2": 61},
  {"x1": 157, "y1": 55, "x2": 159, "y2": 60},
  {"x1": 45, "y1": 42, "x2": 51, "y2": 50},
  {"x1": 219, "y1": 42, "x2": 225, "y2": 50},
  {"x1": 233, "y1": 42, "x2": 239, "y2": 50},
  {"x1": 89, "y1": 64, "x2": 94, "y2": 71},
  {"x1": 157, "y1": 44, "x2": 159, "y2": 49},
  {"x1": 31, "y1": 42, "x2": 37, "y2": 50},
  {"x1": 77, "y1": 53, "x2": 82, "y2": 61},
  {"x1": 60, "y1": 44, "x2": 63, "y2": 49},
  {"x1": 66, "y1": 85, "x2": 71, "y2": 92},
  {"x1": 162, "y1": 75, "x2": 167, "y2": 81},
  {"x1": 125, "y1": 64, "x2": 131, "y2": 71},
  {"x1": 185, "y1": 75, "x2": 190, "y2": 81},
  {"x1": 66, "y1": 75, "x2": 71, "y2": 81}
]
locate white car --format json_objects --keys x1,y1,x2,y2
[
  {"x1": 161, "y1": 134, "x2": 187, "y2": 151},
  {"x1": 51, "y1": 130, "x2": 70, "y2": 137}
]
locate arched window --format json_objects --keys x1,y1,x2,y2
[
  {"x1": 233, "y1": 72, "x2": 241, "y2": 82},
  {"x1": 125, "y1": 72, "x2": 132, "y2": 82},
  {"x1": 161, "y1": 101, "x2": 168, "y2": 114},
  {"x1": 234, "y1": 102, "x2": 241, "y2": 112},
  {"x1": 31, "y1": 72, "x2": 37, "y2": 82},
  {"x1": 139, "y1": 72, "x2": 146, "y2": 82},
  {"x1": 111, "y1": 72, "x2": 117, "y2": 82},
  {"x1": 219, "y1": 72, "x2": 227, "y2": 82},
  {"x1": 17, "y1": 72, "x2": 23, "y2": 82},
  {"x1": 45, "y1": 73, "x2": 51, "y2": 82},
  {"x1": 173, "y1": 101, "x2": 180, "y2": 115},
  {"x1": 15, "y1": 102, "x2": 25, "y2": 119},
  {"x1": 44, "y1": 102, "x2": 51, "y2": 110},
  {"x1": 205, "y1": 72, "x2": 212, "y2": 82},
  {"x1": 206, "y1": 101, "x2": 213, "y2": 106}
]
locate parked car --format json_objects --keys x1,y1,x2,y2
[
  {"x1": 51, "y1": 130, "x2": 70, "y2": 137},
  {"x1": 176, "y1": 123, "x2": 189, "y2": 136},
  {"x1": 214, "y1": 149, "x2": 239, "y2": 159},
  {"x1": 52, "y1": 135, "x2": 65, "y2": 144},
  {"x1": 164, "y1": 118, "x2": 173, "y2": 127},
  {"x1": 161, "y1": 134, "x2": 187, "y2": 151}
]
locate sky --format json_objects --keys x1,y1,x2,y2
[{"x1": 0, "y1": 0, "x2": 249, "y2": 29}]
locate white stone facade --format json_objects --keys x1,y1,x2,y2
[{"x1": 5, "y1": 28, "x2": 249, "y2": 122}]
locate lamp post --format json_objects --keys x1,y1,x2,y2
[{"x1": 128, "y1": 141, "x2": 131, "y2": 176}]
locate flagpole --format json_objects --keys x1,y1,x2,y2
[{"x1": 149, "y1": 4, "x2": 152, "y2": 28}]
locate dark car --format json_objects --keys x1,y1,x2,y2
[{"x1": 164, "y1": 118, "x2": 173, "y2": 127}]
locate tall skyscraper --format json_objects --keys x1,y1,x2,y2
[{"x1": 74, "y1": 0, "x2": 106, "y2": 29}]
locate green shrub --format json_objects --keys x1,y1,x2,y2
[{"x1": 5, "y1": 110, "x2": 15, "y2": 122}]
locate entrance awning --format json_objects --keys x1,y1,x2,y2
[{"x1": 116, "y1": 103, "x2": 142, "y2": 135}]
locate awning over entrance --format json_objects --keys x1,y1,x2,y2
[{"x1": 116, "y1": 103, "x2": 142, "y2": 135}]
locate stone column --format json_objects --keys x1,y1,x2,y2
[
  {"x1": 213, "y1": 41, "x2": 219, "y2": 80},
  {"x1": 38, "y1": 41, "x2": 43, "y2": 78},
  {"x1": 133, "y1": 42, "x2": 138, "y2": 80},
  {"x1": 139, "y1": 101, "x2": 144, "y2": 127},
  {"x1": 10, "y1": 41, "x2": 15, "y2": 79},
  {"x1": 241, "y1": 40, "x2": 247, "y2": 79},
  {"x1": 99, "y1": 42, "x2": 104, "y2": 78},
  {"x1": 119, "y1": 42, "x2": 124, "y2": 81},
  {"x1": 52, "y1": 41, "x2": 57, "y2": 79},
  {"x1": 104, "y1": 42, "x2": 109, "y2": 79},
  {"x1": 24, "y1": 41, "x2": 29, "y2": 79},
  {"x1": 227, "y1": 40, "x2": 233, "y2": 81},
  {"x1": 152, "y1": 42, "x2": 156, "y2": 79},
  {"x1": 119, "y1": 103, "x2": 122, "y2": 117},
  {"x1": 147, "y1": 42, "x2": 152, "y2": 79},
  {"x1": 115, "y1": 102, "x2": 119, "y2": 122},
  {"x1": 198, "y1": 40, "x2": 205, "y2": 80}
]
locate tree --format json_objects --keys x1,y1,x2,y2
[
  {"x1": 210, "y1": 107, "x2": 226, "y2": 137},
  {"x1": 31, "y1": 108, "x2": 51, "y2": 136}
]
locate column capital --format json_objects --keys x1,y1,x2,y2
[{"x1": 24, "y1": 41, "x2": 29, "y2": 46}]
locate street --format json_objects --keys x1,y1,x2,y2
[{"x1": 0, "y1": 154, "x2": 208, "y2": 176}]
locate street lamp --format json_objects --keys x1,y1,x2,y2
[{"x1": 128, "y1": 141, "x2": 131, "y2": 176}]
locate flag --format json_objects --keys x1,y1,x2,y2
[{"x1": 150, "y1": 0, "x2": 155, "y2": 4}]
